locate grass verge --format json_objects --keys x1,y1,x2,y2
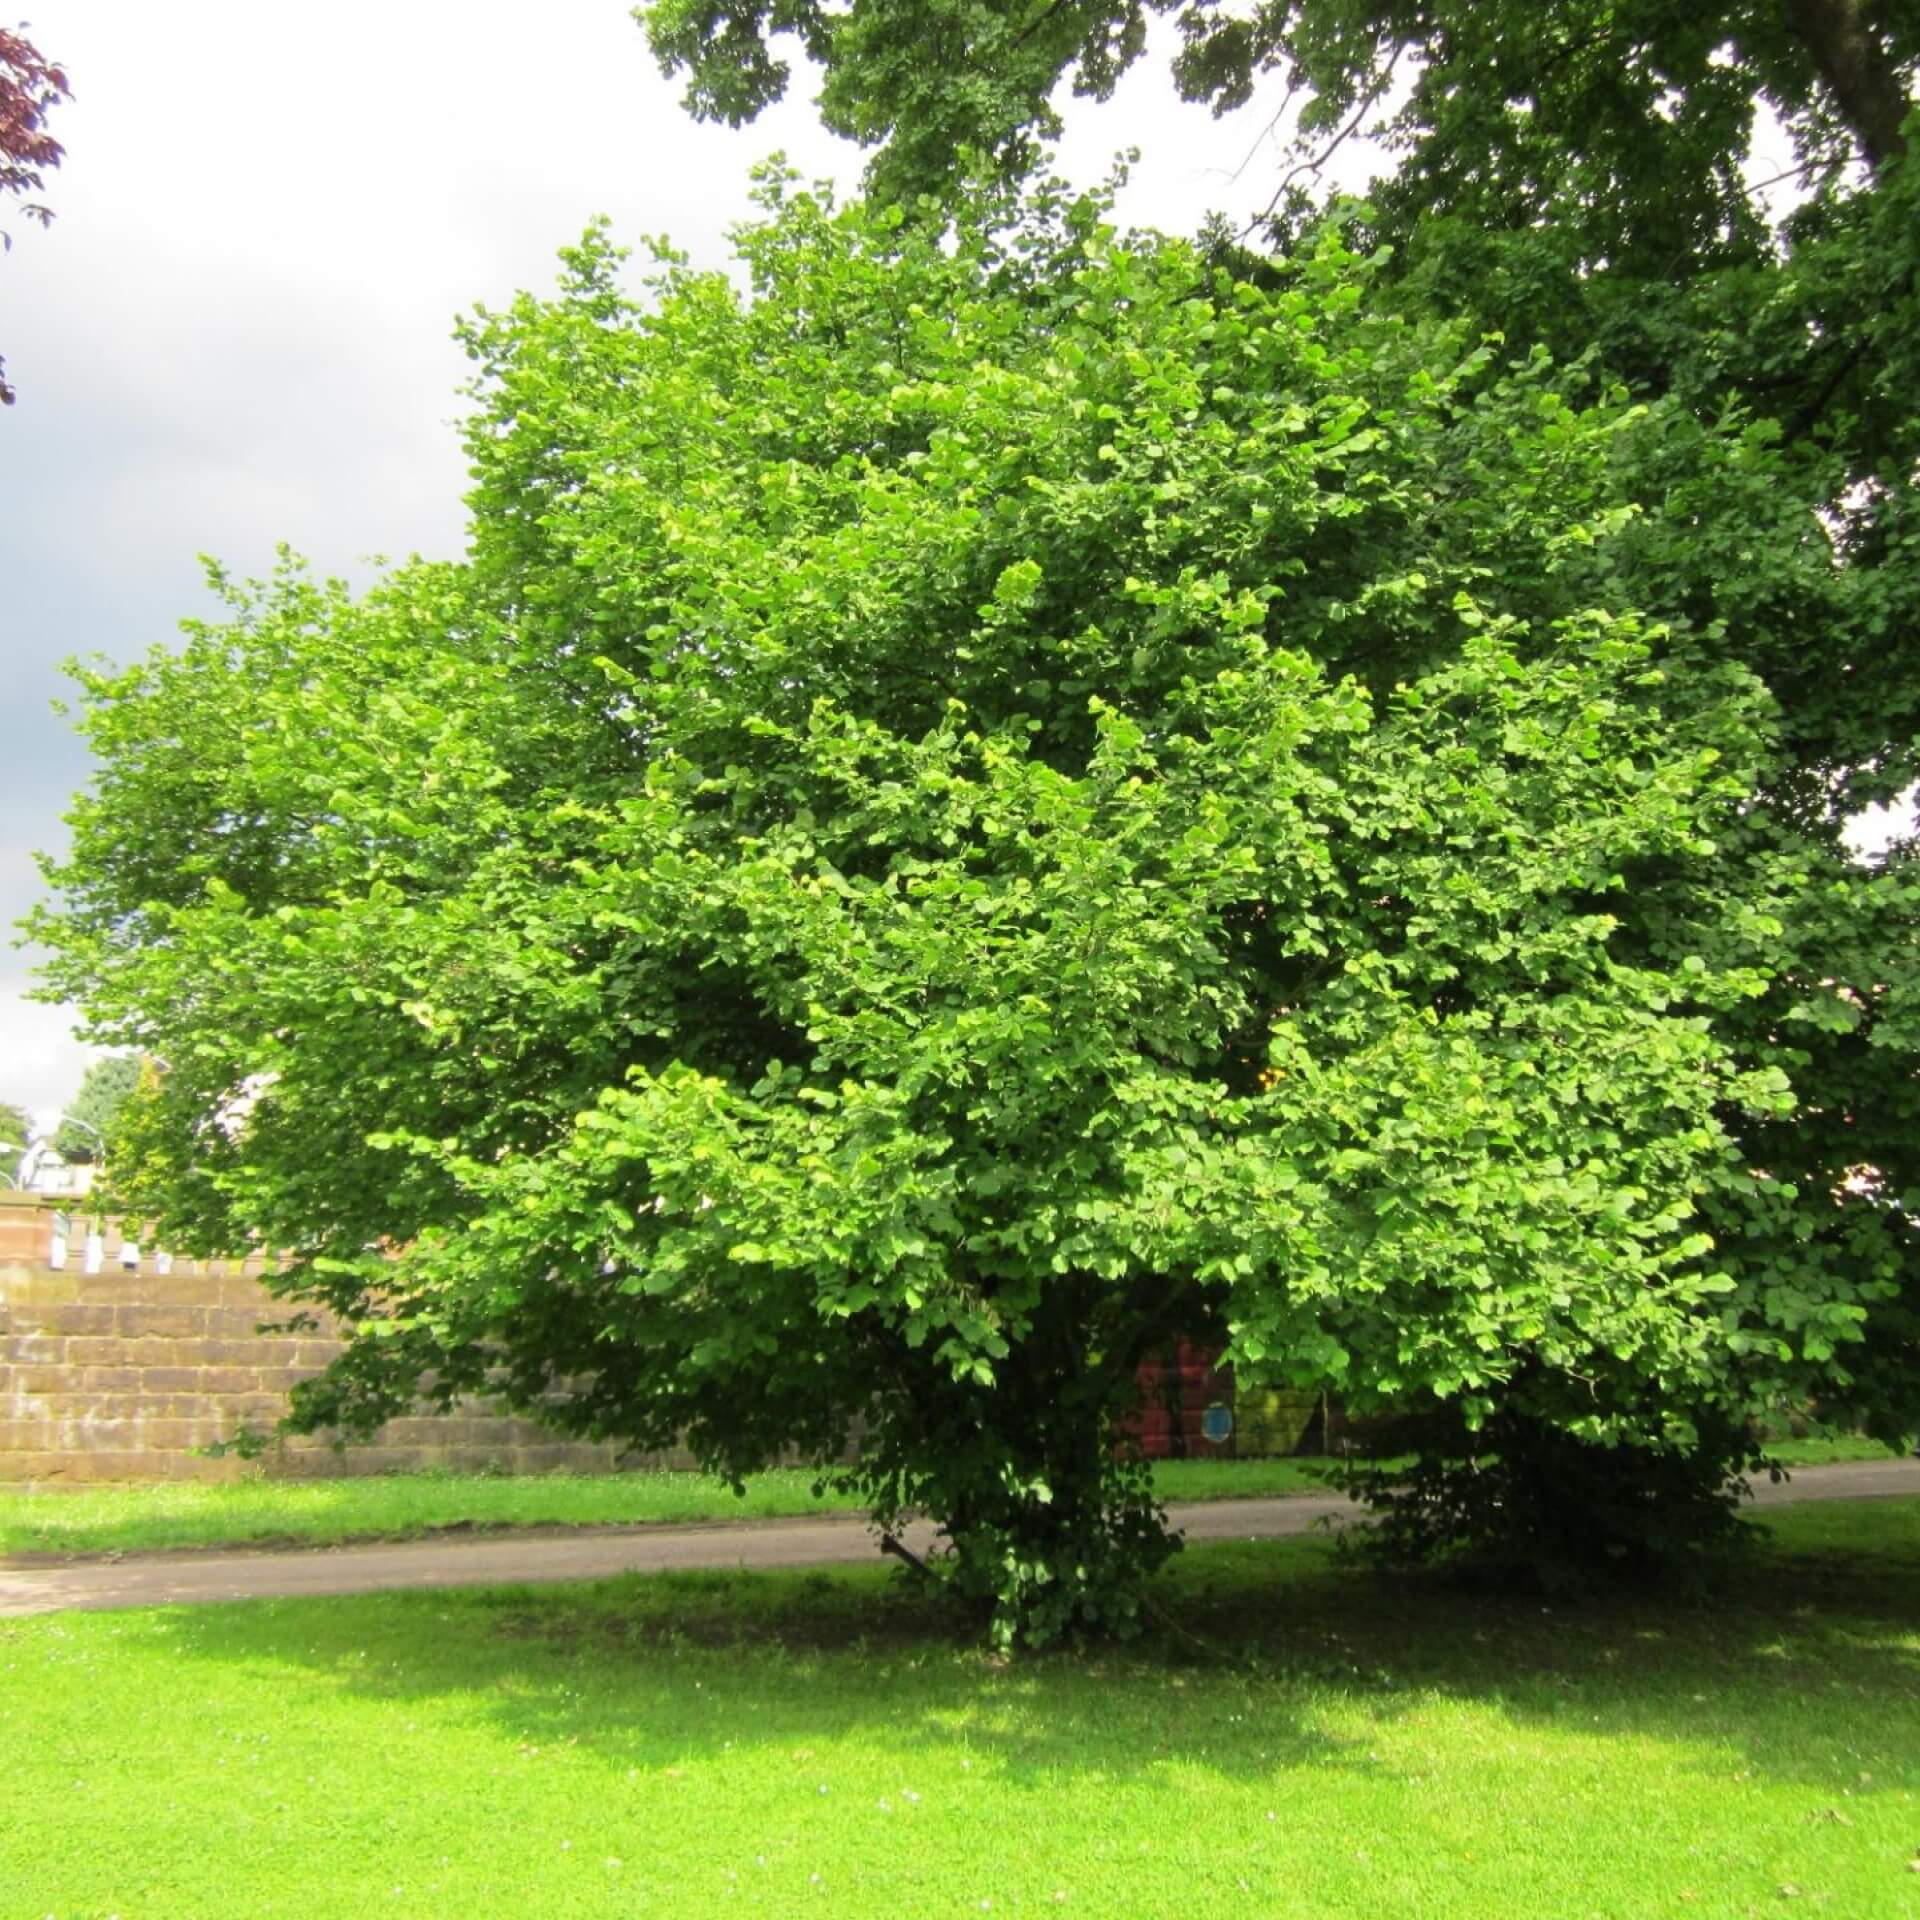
[
  {"x1": 3, "y1": 1499, "x2": 1916, "y2": 1918},
  {"x1": 0, "y1": 1435, "x2": 1897, "y2": 1559},
  {"x1": 0, "y1": 1456, "x2": 1345, "y2": 1557}
]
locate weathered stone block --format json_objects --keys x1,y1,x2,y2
[
  {"x1": 61, "y1": 1335, "x2": 126, "y2": 1367},
  {"x1": 228, "y1": 1391, "x2": 290, "y2": 1419},
  {"x1": 136, "y1": 1366, "x2": 203, "y2": 1392},
  {"x1": 202, "y1": 1337, "x2": 280, "y2": 1367},
  {"x1": 425, "y1": 1417, "x2": 489, "y2": 1448},
  {"x1": 127, "y1": 1417, "x2": 215, "y2": 1450},
  {"x1": 29, "y1": 1302, "x2": 120, "y2": 1336},
  {"x1": 143, "y1": 1352, "x2": 184, "y2": 1378},
  {"x1": 203, "y1": 1307, "x2": 274, "y2": 1338},
  {"x1": 118, "y1": 1304, "x2": 213, "y2": 1339},
  {"x1": 0, "y1": 1219, "x2": 48, "y2": 1262},
  {"x1": 126, "y1": 1392, "x2": 200, "y2": 1419},
  {"x1": 5, "y1": 1272, "x2": 82, "y2": 1305},
  {"x1": 370, "y1": 1417, "x2": 433, "y2": 1445},
  {"x1": 507, "y1": 1445, "x2": 583, "y2": 1471},
  {"x1": 72, "y1": 1359, "x2": 142, "y2": 1390},
  {"x1": 59, "y1": 1271, "x2": 191, "y2": 1305},
  {"x1": 0, "y1": 1452, "x2": 80, "y2": 1482},
  {"x1": 197, "y1": 1366, "x2": 262, "y2": 1395},
  {"x1": 161, "y1": 1449, "x2": 241, "y2": 1482},
  {"x1": 71, "y1": 1451, "x2": 174, "y2": 1481},
  {"x1": 39, "y1": 1388, "x2": 96, "y2": 1427}
]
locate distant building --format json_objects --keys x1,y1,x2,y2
[{"x1": 9, "y1": 1141, "x2": 96, "y2": 1199}]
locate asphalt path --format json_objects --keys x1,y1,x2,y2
[{"x1": 2, "y1": 1457, "x2": 1915, "y2": 1618}]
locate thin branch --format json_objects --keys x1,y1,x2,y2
[
  {"x1": 1244, "y1": 42, "x2": 1405, "y2": 236},
  {"x1": 1221, "y1": 78, "x2": 1304, "y2": 190},
  {"x1": 1010, "y1": 0, "x2": 1071, "y2": 54},
  {"x1": 1740, "y1": 150, "x2": 1854, "y2": 214},
  {"x1": 1744, "y1": 156, "x2": 1825, "y2": 196},
  {"x1": 1785, "y1": 331, "x2": 1873, "y2": 443}
]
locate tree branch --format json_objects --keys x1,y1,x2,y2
[{"x1": 1243, "y1": 42, "x2": 1406, "y2": 236}]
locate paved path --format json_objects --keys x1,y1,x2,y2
[{"x1": 3, "y1": 1457, "x2": 1915, "y2": 1618}]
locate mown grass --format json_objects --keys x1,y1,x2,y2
[
  {"x1": 0, "y1": 1437, "x2": 1899, "y2": 1559},
  {"x1": 1750, "y1": 1432, "x2": 1909, "y2": 1468},
  {"x1": 0, "y1": 1456, "x2": 1344, "y2": 1557},
  {"x1": 3, "y1": 1499, "x2": 1916, "y2": 1918}
]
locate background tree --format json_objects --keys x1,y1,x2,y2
[
  {"x1": 35, "y1": 179, "x2": 1916, "y2": 1636},
  {"x1": 639, "y1": 2, "x2": 1920, "y2": 795},
  {"x1": 1, "y1": 21, "x2": 70, "y2": 405},
  {"x1": 0, "y1": 1099, "x2": 32, "y2": 1154},
  {"x1": 639, "y1": 3, "x2": 1915, "y2": 211},
  {"x1": 54, "y1": 1053, "x2": 141, "y2": 1164}
]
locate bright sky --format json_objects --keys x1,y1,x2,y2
[{"x1": 2, "y1": 1, "x2": 1353, "y2": 1124}]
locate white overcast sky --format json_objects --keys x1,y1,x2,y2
[{"x1": 2, "y1": 0, "x2": 1353, "y2": 1125}]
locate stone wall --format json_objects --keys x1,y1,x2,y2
[{"x1": 0, "y1": 1197, "x2": 673, "y2": 1486}]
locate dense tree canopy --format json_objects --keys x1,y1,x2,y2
[
  {"x1": 640, "y1": 1, "x2": 1914, "y2": 218},
  {"x1": 36, "y1": 175, "x2": 1918, "y2": 1635},
  {"x1": 1184, "y1": 0, "x2": 1911, "y2": 179},
  {"x1": 638, "y1": 1, "x2": 1920, "y2": 1574},
  {"x1": 641, "y1": 2, "x2": 1920, "y2": 802}
]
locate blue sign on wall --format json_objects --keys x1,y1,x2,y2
[{"x1": 1201, "y1": 1403, "x2": 1233, "y2": 1444}]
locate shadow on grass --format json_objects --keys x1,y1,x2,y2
[{"x1": 144, "y1": 1500, "x2": 1920, "y2": 1802}]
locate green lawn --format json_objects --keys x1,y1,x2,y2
[
  {"x1": 0, "y1": 1437, "x2": 1899, "y2": 1559},
  {"x1": 3, "y1": 1499, "x2": 1916, "y2": 1919},
  {"x1": 0, "y1": 1456, "x2": 1344, "y2": 1558}
]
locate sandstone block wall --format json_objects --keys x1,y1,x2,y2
[{"x1": 0, "y1": 1198, "x2": 684, "y2": 1486}]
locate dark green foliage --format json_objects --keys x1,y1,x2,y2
[
  {"x1": 54, "y1": 1053, "x2": 141, "y2": 1163},
  {"x1": 638, "y1": 3, "x2": 1916, "y2": 217},
  {"x1": 1342, "y1": 1405, "x2": 1768, "y2": 1593},
  {"x1": 640, "y1": 0, "x2": 1157, "y2": 206}
]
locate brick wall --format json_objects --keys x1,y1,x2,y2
[{"x1": 0, "y1": 1197, "x2": 681, "y2": 1486}]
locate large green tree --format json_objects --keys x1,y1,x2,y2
[
  {"x1": 642, "y1": 1, "x2": 1920, "y2": 1569},
  {"x1": 35, "y1": 177, "x2": 1917, "y2": 1637}
]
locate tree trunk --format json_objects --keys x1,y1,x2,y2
[{"x1": 1782, "y1": 0, "x2": 1912, "y2": 171}]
